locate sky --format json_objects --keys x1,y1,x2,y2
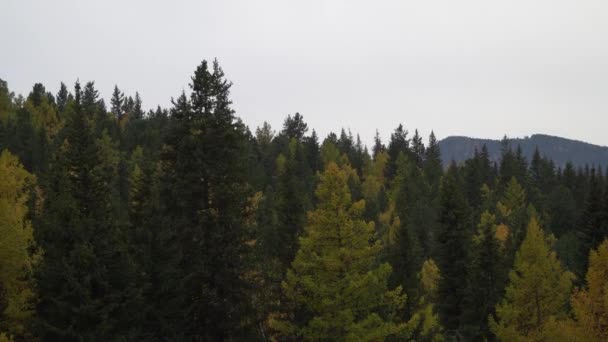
[{"x1": 1, "y1": 0, "x2": 607, "y2": 147}]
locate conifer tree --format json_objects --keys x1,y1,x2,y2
[
  {"x1": 110, "y1": 85, "x2": 124, "y2": 119},
  {"x1": 157, "y1": 59, "x2": 253, "y2": 340},
  {"x1": 35, "y1": 82, "x2": 136, "y2": 340},
  {"x1": 423, "y1": 131, "x2": 443, "y2": 196},
  {"x1": 436, "y1": 163, "x2": 471, "y2": 332},
  {"x1": 373, "y1": 129, "x2": 386, "y2": 160},
  {"x1": 0, "y1": 150, "x2": 38, "y2": 340},
  {"x1": 56, "y1": 82, "x2": 69, "y2": 114},
  {"x1": 386, "y1": 124, "x2": 410, "y2": 181},
  {"x1": 578, "y1": 168, "x2": 607, "y2": 277},
  {"x1": 490, "y1": 217, "x2": 574, "y2": 341},
  {"x1": 272, "y1": 162, "x2": 406, "y2": 341},
  {"x1": 570, "y1": 239, "x2": 608, "y2": 341},
  {"x1": 462, "y1": 211, "x2": 503, "y2": 339}
]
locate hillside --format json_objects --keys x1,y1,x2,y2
[{"x1": 438, "y1": 134, "x2": 608, "y2": 169}]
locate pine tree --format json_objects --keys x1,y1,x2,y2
[
  {"x1": 281, "y1": 112, "x2": 308, "y2": 141},
  {"x1": 490, "y1": 217, "x2": 574, "y2": 341},
  {"x1": 0, "y1": 150, "x2": 38, "y2": 340},
  {"x1": 570, "y1": 239, "x2": 608, "y2": 341},
  {"x1": 156, "y1": 59, "x2": 253, "y2": 340},
  {"x1": 272, "y1": 162, "x2": 406, "y2": 341},
  {"x1": 436, "y1": 163, "x2": 471, "y2": 332}
]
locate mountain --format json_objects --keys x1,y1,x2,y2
[{"x1": 438, "y1": 134, "x2": 608, "y2": 169}]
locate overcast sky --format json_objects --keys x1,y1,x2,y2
[{"x1": 2, "y1": 0, "x2": 607, "y2": 147}]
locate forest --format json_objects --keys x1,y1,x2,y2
[{"x1": 0, "y1": 60, "x2": 607, "y2": 341}]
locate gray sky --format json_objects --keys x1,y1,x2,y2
[{"x1": 2, "y1": 0, "x2": 607, "y2": 147}]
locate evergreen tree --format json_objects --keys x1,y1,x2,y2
[
  {"x1": 386, "y1": 124, "x2": 410, "y2": 181},
  {"x1": 578, "y1": 168, "x2": 607, "y2": 277},
  {"x1": 373, "y1": 129, "x2": 386, "y2": 160},
  {"x1": 133, "y1": 92, "x2": 144, "y2": 120},
  {"x1": 35, "y1": 82, "x2": 136, "y2": 340},
  {"x1": 490, "y1": 217, "x2": 574, "y2": 341},
  {"x1": 436, "y1": 163, "x2": 471, "y2": 332},
  {"x1": 56, "y1": 82, "x2": 69, "y2": 114},
  {"x1": 272, "y1": 162, "x2": 406, "y2": 341},
  {"x1": 423, "y1": 131, "x2": 442, "y2": 196},
  {"x1": 281, "y1": 112, "x2": 308, "y2": 141},
  {"x1": 110, "y1": 85, "x2": 124, "y2": 119},
  {"x1": 156, "y1": 59, "x2": 253, "y2": 340}
]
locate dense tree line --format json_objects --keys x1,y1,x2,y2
[{"x1": 0, "y1": 61, "x2": 607, "y2": 341}]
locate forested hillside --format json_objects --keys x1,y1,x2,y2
[
  {"x1": 1, "y1": 60, "x2": 608, "y2": 341},
  {"x1": 439, "y1": 134, "x2": 608, "y2": 169}
]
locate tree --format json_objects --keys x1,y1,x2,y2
[
  {"x1": 0, "y1": 150, "x2": 38, "y2": 340},
  {"x1": 132, "y1": 92, "x2": 144, "y2": 120},
  {"x1": 462, "y1": 211, "x2": 503, "y2": 339},
  {"x1": 579, "y1": 168, "x2": 607, "y2": 277},
  {"x1": 35, "y1": 82, "x2": 136, "y2": 340},
  {"x1": 156, "y1": 59, "x2": 254, "y2": 340},
  {"x1": 281, "y1": 112, "x2": 308, "y2": 141},
  {"x1": 56, "y1": 82, "x2": 69, "y2": 113},
  {"x1": 490, "y1": 217, "x2": 574, "y2": 341},
  {"x1": 423, "y1": 131, "x2": 442, "y2": 196},
  {"x1": 570, "y1": 239, "x2": 608, "y2": 341},
  {"x1": 110, "y1": 85, "x2": 124, "y2": 119},
  {"x1": 373, "y1": 129, "x2": 386, "y2": 160},
  {"x1": 435, "y1": 163, "x2": 472, "y2": 332},
  {"x1": 386, "y1": 124, "x2": 410, "y2": 181},
  {"x1": 272, "y1": 162, "x2": 406, "y2": 341}
]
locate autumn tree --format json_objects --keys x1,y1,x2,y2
[
  {"x1": 570, "y1": 239, "x2": 608, "y2": 341},
  {"x1": 0, "y1": 150, "x2": 38, "y2": 340},
  {"x1": 272, "y1": 162, "x2": 406, "y2": 341},
  {"x1": 490, "y1": 217, "x2": 574, "y2": 341}
]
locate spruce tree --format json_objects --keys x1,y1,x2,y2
[
  {"x1": 110, "y1": 85, "x2": 124, "y2": 119},
  {"x1": 156, "y1": 59, "x2": 253, "y2": 340},
  {"x1": 56, "y1": 82, "x2": 69, "y2": 114},
  {"x1": 435, "y1": 163, "x2": 471, "y2": 332},
  {"x1": 578, "y1": 168, "x2": 607, "y2": 277},
  {"x1": 35, "y1": 82, "x2": 136, "y2": 340}
]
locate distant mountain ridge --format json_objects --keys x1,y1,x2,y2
[{"x1": 438, "y1": 134, "x2": 608, "y2": 169}]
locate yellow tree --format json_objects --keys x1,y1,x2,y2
[
  {"x1": 0, "y1": 150, "x2": 39, "y2": 339},
  {"x1": 570, "y1": 239, "x2": 608, "y2": 341},
  {"x1": 272, "y1": 162, "x2": 406, "y2": 341},
  {"x1": 490, "y1": 217, "x2": 574, "y2": 341}
]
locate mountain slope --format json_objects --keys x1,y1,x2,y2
[{"x1": 438, "y1": 134, "x2": 608, "y2": 169}]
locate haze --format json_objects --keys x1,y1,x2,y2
[{"x1": 2, "y1": 0, "x2": 607, "y2": 146}]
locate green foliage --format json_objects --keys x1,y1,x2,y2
[
  {"x1": 0, "y1": 150, "x2": 38, "y2": 339},
  {"x1": 436, "y1": 163, "x2": 472, "y2": 332},
  {"x1": 156, "y1": 59, "x2": 254, "y2": 340},
  {"x1": 570, "y1": 239, "x2": 608, "y2": 341},
  {"x1": 272, "y1": 163, "x2": 406, "y2": 341},
  {"x1": 490, "y1": 217, "x2": 574, "y2": 341}
]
